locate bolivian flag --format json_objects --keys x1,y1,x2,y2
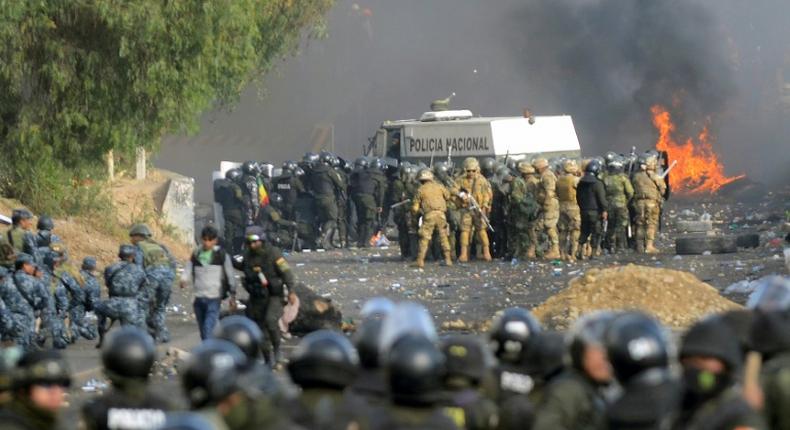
[{"x1": 257, "y1": 178, "x2": 270, "y2": 208}]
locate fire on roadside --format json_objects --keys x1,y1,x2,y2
[{"x1": 651, "y1": 105, "x2": 744, "y2": 194}]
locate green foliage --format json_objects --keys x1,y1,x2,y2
[{"x1": 0, "y1": 0, "x2": 333, "y2": 216}]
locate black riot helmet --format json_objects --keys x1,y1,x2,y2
[
  {"x1": 520, "y1": 330, "x2": 566, "y2": 380},
  {"x1": 354, "y1": 157, "x2": 369, "y2": 170},
  {"x1": 214, "y1": 315, "x2": 264, "y2": 360},
  {"x1": 182, "y1": 339, "x2": 247, "y2": 408},
  {"x1": 319, "y1": 151, "x2": 334, "y2": 166},
  {"x1": 225, "y1": 168, "x2": 243, "y2": 182},
  {"x1": 293, "y1": 166, "x2": 305, "y2": 177},
  {"x1": 433, "y1": 161, "x2": 450, "y2": 177},
  {"x1": 36, "y1": 216, "x2": 54, "y2": 231},
  {"x1": 370, "y1": 157, "x2": 386, "y2": 170},
  {"x1": 353, "y1": 317, "x2": 387, "y2": 369},
  {"x1": 604, "y1": 151, "x2": 618, "y2": 165},
  {"x1": 282, "y1": 160, "x2": 298, "y2": 173},
  {"x1": 387, "y1": 334, "x2": 445, "y2": 406},
  {"x1": 585, "y1": 159, "x2": 603, "y2": 175},
  {"x1": 488, "y1": 307, "x2": 542, "y2": 365},
  {"x1": 441, "y1": 334, "x2": 488, "y2": 386},
  {"x1": 241, "y1": 160, "x2": 257, "y2": 176},
  {"x1": 287, "y1": 330, "x2": 359, "y2": 390},
  {"x1": 567, "y1": 311, "x2": 616, "y2": 372},
  {"x1": 101, "y1": 326, "x2": 156, "y2": 380},
  {"x1": 605, "y1": 311, "x2": 672, "y2": 384},
  {"x1": 680, "y1": 316, "x2": 742, "y2": 372},
  {"x1": 14, "y1": 350, "x2": 71, "y2": 389},
  {"x1": 302, "y1": 152, "x2": 319, "y2": 167},
  {"x1": 480, "y1": 157, "x2": 497, "y2": 177},
  {"x1": 607, "y1": 156, "x2": 625, "y2": 173},
  {"x1": 118, "y1": 244, "x2": 137, "y2": 261}
]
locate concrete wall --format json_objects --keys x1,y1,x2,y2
[{"x1": 159, "y1": 170, "x2": 195, "y2": 246}]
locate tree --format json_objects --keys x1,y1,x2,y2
[{"x1": 0, "y1": 0, "x2": 333, "y2": 215}]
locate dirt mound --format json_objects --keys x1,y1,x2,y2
[
  {"x1": 0, "y1": 169, "x2": 190, "y2": 270},
  {"x1": 532, "y1": 264, "x2": 740, "y2": 330}
]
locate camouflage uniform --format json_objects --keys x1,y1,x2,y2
[
  {"x1": 535, "y1": 159, "x2": 561, "y2": 259},
  {"x1": 6, "y1": 227, "x2": 38, "y2": 263},
  {"x1": 15, "y1": 269, "x2": 68, "y2": 349},
  {"x1": 411, "y1": 172, "x2": 453, "y2": 268},
  {"x1": 532, "y1": 370, "x2": 607, "y2": 430},
  {"x1": 241, "y1": 173, "x2": 260, "y2": 225},
  {"x1": 508, "y1": 165, "x2": 540, "y2": 260},
  {"x1": 391, "y1": 174, "x2": 419, "y2": 260},
  {"x1": 760, "y1": 352, "x2": 790, "y2": 429},
  {"x1": 631, "y1": 167, "x2": 666, "y2": 253},
  {"x1": 310, "y1": 163, "x2": 344, "y2": 248},
  {"x1": 454, "y1": 158, "x2": 494, "y2": 262},
  {"x1": 556, "y1": 166, "x2": 581, "y2": 262},
  {"x1": 96, "y1": 261, "x2": 147, "y2": 329},
  {"x1": 54, "y1": 264, "x2": 97, "y2": 341},
  {"x1": 0, "y1": 269, "x2": 35, "y2": 348},
  {"x1": 80, "y1": 268, "x2": 101, "y2": 316},
  {"x1": 604, "y1": 172, "x2": 634, "y2": 253},
  {"x1": 135, "y1": 239, "x2": 176, "y2": 342}
]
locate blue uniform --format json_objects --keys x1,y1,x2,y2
[
  {"x1": 80, "y1": 269, "x2": 101, "y2": 312},
  {"x1": 14, "y1": 270, "x2": 68, "y2": 349},
  {"x1": 95, "y1": 261, "x2": 147, "y2": 329},
  {"x1": 0, "y1": 274, "x2": 35, "y2": 349},
  {"x1": 40, "y1": 271, "x2": 70, "y2": 349},
  {"x1": 55, "y1": 267, "x2": 97, "y2": 341},
  {"x1": 135, "y1": 240, "x2": 176, "y2": 343}
]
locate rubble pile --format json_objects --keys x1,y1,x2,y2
[{"x1": 533, "y1": 264, "x2": 740, "y2": 329}]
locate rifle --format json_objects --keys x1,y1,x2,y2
[
  {"x1": 390, "y1": 199, "x2": 411, "y2": 209},
  {"x1": 459, "y1": 190, "x2": 494, "y2": 232},
  {"x1": 503, "y1": 149, "x2": 510, "y2": 169}
]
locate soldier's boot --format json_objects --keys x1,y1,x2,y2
[
  {"x1": 95, "y1": 318, "x2": 107, "y2": 349},
  {"x1": 443, "y1": 249, "x2": 454, "y2": 266},
  {"x1": 544, "y1": 228, "x2": 561, "y2": 260},
  {"x1": 479, "y1": 231, "x2": 492, "y2": 262},
  {"x1": 458, "y1": 231, "x2": 471, "y2": 262},
  {"x1": 526, "y1": 245, "x2": 537, "y2": 259},
  {"x1": 568, "y1": 241, "x2": 579, "y2": 263},
  {"x1": 414, "y1": 242, "x2": 428, "y2": 269},
  {"x1": 645, "y1": 226, "x2": 659, "y2": 254}
]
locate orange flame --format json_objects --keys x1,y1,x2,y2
[{"x1": 651, "y1": 105, "x2": 744, "y2": 194}]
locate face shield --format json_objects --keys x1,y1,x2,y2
[{"x1": 378, "y1": 302, "x2": 438, "y2": 361}]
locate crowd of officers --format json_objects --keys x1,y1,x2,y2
[
  {"x1": 213, "y1": 150, "x2": 669, "y2": 268},
  {"x1": 2, "y1": 275, "x2": 790, "y2": 430}
]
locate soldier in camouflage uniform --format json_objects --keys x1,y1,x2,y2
[
  {"x1": 533, "y1": 158, "x2": 561, "y2": 260},
  {"x1": 240, "y1": 161, "x2": 261, "y2": 226},
  {"x1": 631, "y1": 155, "x2": 666, "y2": 253},
  {"x1": 96, "y1": 244, "x2": 148, "y2": 347},
  {"x1": 390, "y1": 164, "x2": 419, "y2": 260},
  {"x1": 0, "y1": 265, "x2": 35, "y2": 349},
  {"x1": 6, "y1": 209, "x2": 38, "y2": 263},
  {"x1": 310, "y1": 153, "x2": 345, "y2": 248},
  {"x1": 603, "y1": 157, "x2": 634, "y2": 254},
  {"x1": 411, "y1": 169, "x2": 453, "y2": 269},
  {"x1": 556, "y1": 160, "x2": 581, "y2": 262},
  {"x1": 434, "y1": 161, "x2": 460, "y2": 260},
  {"x1": 130, "y1": 224, "x2": 176, "y2": 343},
  {"x1": 14, "y1": 253, "x2": 68, "y2": 349},
  {"x1": 454, "y1": 157, "x2": 494, "y2": 262},
  {"x1": 508, "y1": 162, "x2": 541, "y2": 260},
  {"x1": 80, "y1": 257, "x2": 101, "y2": 319}
]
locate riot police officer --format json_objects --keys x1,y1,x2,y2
[
  {"x1": 95, "y1": 245, "x2": 148, "y2": 347},
  {"x1": 240, "y1": 161, "x2": 261, "y2": 226},
  {"x1": 576, "y1": 160, "x2": 608, "y2": 259},
  {"x1": 129, "y1": 223, "x2": 176, "y2": 343},
  {"x1": 350, "y1": 298, "x2": 395, "y2": 405},
  {"x1": 215, "y1": 168, "x2": 246, "y2": 254},
  {"x1": 0, "y1": 350, "x2": 71, "y2": 429},
  {"x1": 81, "y1": 327, "x2": 171, "y2": 430},
  {"x1": 309, "y1": 153, "x2": 345, "y2": 249}
]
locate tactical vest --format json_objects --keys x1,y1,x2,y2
[
  {"x1": 7, "y1": 228, "x2": 25, "y2": 253},
  {"x1": 106, "y1": 263, "x2": 140, "y2": 297},
  {"x1": 632, "y1": 172, "x2": 661, "y2": 200},
  {"x1": 556, "y1": 174, "x2": 577, "y2": 203},
  {"x1": 138, "y1": 240, "x2": 170, "y2": 268}
]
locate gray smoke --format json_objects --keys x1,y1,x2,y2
[{"x1": 157, "y1": 0, "x2": 790, "y2": 202}]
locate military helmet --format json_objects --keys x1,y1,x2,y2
[
  {"x1": 680, "y1": 316, "x2": 742, "y2": 371},
  {"x1": 567, "y1": 311, "x2": 616, "y2": 372},
  {"x1": 225, "y1": 168, "x2": 243, "y2": 182},
  {"x1": 118, "y1": 244, "x2": 137, "y2": 260},
  {"x1": 102, "y1": 326, "x2": 156, "y2": 380},
  {"x1": 11, "y1": 209, "x2": 32, "y2": 225},
  {"x1": 282, "y1": 160, "x2": 298, "y2": 172},
  {"x1": 129, "y1": 223, "x2": 152, "y2": 238},
  {"x1": 480, "y1": 157, "x2": 497, "y2": 176},
  {"x1": 462, "y1": 157, "x2": 480, "y2": 172},
  {"x1": 288, "y1": 330, "x2": 359, "y2": 390},
  {"x1": 532, "y1": 157, "x2": 549, "y2": 170},
  {"x1": 605, "y1": 312, "x2": 672, "y2": 384},
  {"x1": 563, "y1": 159, "x2": 579, "y2": 174},
  {"x1": 331, "y1": 155, "x2": 342, "y2": 168},
  {"x1": 354, "y1": 157, "x2": 369, "y2": 170},
  {"x1": 608, "y1": 156, "x2": 625, "y2": 171},
  {"x1": 506, "y1": 158, "x2": 519, "y2": 172},
  {"x1": 182, "y1": 339, "x2": 247, "y2": 408},
  {"x1": 488, "y1": 307, "x2": 542, "y2": 365},
  {"x1": 520, "y1": 330, "x2": 566, "y2": 379},
  {"x1": 604, "y1": 151, "x2": 618, "y2": 165},
  {"x1": 433, "y1": 161, "x2": 450, "y2": 176},
  {"x1": 319, "y1": 151, "x2": 334, "y2": 165},
  {"x1": 387, "y1": 334, "x2": 445, "y2": 406},
  {"x1": 417, "y1": 169, "x2": 434, "y2": 181},
  {"x1": 257, "y1": 162, "x2": 274, "y2": 178},
  {"x1": 241, "y1": 160, "x2": 257, "y2": 175},
  {"x1": 643, "y1": 151, "x2": 658, "y2": 169},
  {"x1": 293, "y1": 166, "x2": 305, "y2": 177},
  {"x1": 441, "y1": 334, "x2": 488, "y2": 385},
  {"x1": 160, "y1": 413, "x2": 214, "y2": 430},
  {"x1": 585, "y1": 159, "x2": 602, "y2": 174},
  {"x1": 371, "y1": 158, "x2": 386, "y2": 170},
  {"x1": 517, "y1": 160, "x2": 535, "y2": 174},
  {"x1": 82, "y1": 257, "x2": 97, "y2": 271},
  {"x1": 14, "y1": 350, "x2": 71, "y2": 389},
  {"x1": 214, "y1": 316, "x2": 264, "y2": 360},
  {"x1": 36, "y1": 216, "x2": 54, "y2": 231}
]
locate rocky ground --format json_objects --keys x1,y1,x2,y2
[{"x1": 47, "y1": 185, "x2": 790, "y2": 427}]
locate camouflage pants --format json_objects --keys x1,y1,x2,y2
[
  {"x1": 558, "y1": 203, "x2": 581, "y2": 257},
  {"x1": 95, "y1": 297, "x2": 144, "y2": 328},
  {"x1": 541, "y1": 199, "x2": 560, "y2": 246},
  {"x1": 2, "y1": 311, "x2": 35, "y2": 350},
  {"x1": 634, "y1": 199, "x2": 660, "y2": 241},
  {"x1": 146, "y1": 268, "x2": 175, "y2": 343},
  {"x1": 40, "y1": 305, "x2": 69, "y2": 349},
  {"x1": 69, "y1": 304, "x2": 97, "y2": 341},
  {"x1": 509, "y1": 220, "x2": 533, "y2": 260},
  {"x1": 606, "y1": 205, "x2": 630, "y2": 252},
  {"x1": 246, "y1": 296, "x2": 284, "y2": 362},
  {"x1": 418, "y1": 211, "x2": 451, "y2": 259}
]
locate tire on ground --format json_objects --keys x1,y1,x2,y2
[
  {"x1": 675, "y1": 236, "x2": 738, "y2": 255},
  {"x1": 735, "y1": 233, "x2": 760, "y2": 249}
]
